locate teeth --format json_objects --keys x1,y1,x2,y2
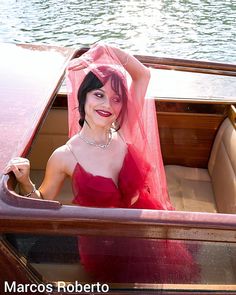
[{"x1": 99, "y1": 110, "x2": 109, "y2": 114}]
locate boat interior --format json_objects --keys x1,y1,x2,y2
[{"x1": 28, "y1": 98, "x2": 236, "y2": 214}]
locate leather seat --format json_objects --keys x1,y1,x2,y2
[
  {"x1": 165, "y1": 118, "x2": 236, "y2": 213},
  {"x1": 165, "y1": 165, "x2": 217, "y2": 212}
]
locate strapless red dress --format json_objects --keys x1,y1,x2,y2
[{"x1": 71, "y1": 145, "x2": 200, "y2": 283}]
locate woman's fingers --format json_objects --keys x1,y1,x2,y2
[
  {"x1": 3, "y1": 157, "x2": 30, "y2": 179},
  {"x1": 68, "y1": 55, "x2": 95, "y2": 71},
  {"x1": 70, "y1": 64, "x2": 86, "y2": 71},
  {"x1": 9, "y1": 164, "x2": 23, "y2": 179},
  {"x1": 7, "y1": 157, "x2": 29, "y2": 165}
]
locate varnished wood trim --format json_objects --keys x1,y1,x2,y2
[
  {"x1": 155, "y1": 101, "x2": 230, "y2": 114},
  {"x1": 50, "y1": 282, "x2": 236, "y2": 294},
  {"x1": 229, "y1": 105, "x2": 236, "y2": 129},
  {"x1": 0, "y1": 238, "x2": 41, "y2": 285},
  {"x1": 1, "y1": 218, "x2": 236, "y2": 243},
  {"x1": 2, "y1": 171, "x2": 236, "y2": 239},
  {"x1": 76, "y1": 48, "x2": 236, "y2": 75},
  {"x1": 158, "y1": 112, "x2": 224, "y2": 167},
  {"x1": 75, "y1": 48, "x2": 236, "y2": 78},
  {"x1": 136, "y1": 55, "x2": 236, "y2": 77},
  {"x1": 108, "y1": 283, "x2": 236, "y2": 292},
  {"x1": 2, "y1": 174, "x2": 61, "y2": 209}
]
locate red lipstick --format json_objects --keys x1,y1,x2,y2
[{"x1": 96, "y1": 110, "x2": 112, "y2": 117}]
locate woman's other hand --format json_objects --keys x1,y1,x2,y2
[
  {"x1": 4, "y1": 157, "x2": 30, "y2": 180},
  {"x1": 3, "y1": 157, "x2": 34, "y2": 193},
  {"x1": 4, "y1": 157, "x2": 43, "y2": 198}
]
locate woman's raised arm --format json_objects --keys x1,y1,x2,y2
[{"x1": 108, "y1": 45, "x2": 150, "y2": 104}]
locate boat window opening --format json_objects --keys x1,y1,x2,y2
[
  {"x1": 23, "y1": 98, "x2": 235, "y2": 210},
  {"x1": 147, "y1": 68, "x2": 236, "y2": 103},
  {"x1": 3, "y1": 233, "x2": 236, "y2": 291}
]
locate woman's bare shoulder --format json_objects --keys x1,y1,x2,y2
[
  {"x1": 47, "y1": 144, "x2": 74, "y2": 171},
  {"x1": 66, "y1": 133, "x2": 81, "y2": 147},
  {"x1": 57, "y1": 136, "x2": 83, "y2": 174},
  {"x1": 51, "y1": 144, "x2": 70, "y2": 158},
  {"x1": 51, "y1": 134, "x2": 80, "y2": 157}
]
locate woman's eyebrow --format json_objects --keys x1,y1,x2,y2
[{"x1": 92, "y1": 88, "x2": 105, "y2": 93}]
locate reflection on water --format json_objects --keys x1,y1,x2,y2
[{"x1": 0, "y1": 0, "x2": 235, "y2": 62}]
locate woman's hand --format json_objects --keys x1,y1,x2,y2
[
  {"x1": 3, "y1": 157, "x2": 33, "y2": 192},
  {"x1": 68, "y1": 43, "x2": 107, "y2": 72},
  {"x1": 4, "y1": 157, "x2": 43, "y2": 198},
  {"x1": 67, "y1": 59, "x2": 88, "y2": 71}
]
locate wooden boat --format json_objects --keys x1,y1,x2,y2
[{"x1": 0, "y1": 43, "x2": 235, "y2": 294}]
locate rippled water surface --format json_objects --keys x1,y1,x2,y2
[{"x1": 0, "y1": 0, "x2": 235, "y2": 62}]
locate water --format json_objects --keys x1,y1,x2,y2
[{"x1": 0, "y1": 0, "x2": 235, "y2": 63}]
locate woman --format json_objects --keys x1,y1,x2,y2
[
  {"x1": 4, "y1": 44, "x2": 199, "y2": 283},
  {"x1": 4, "y1": 44, "x2": 171, "y2": 208}
]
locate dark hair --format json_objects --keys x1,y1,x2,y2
[{"x1": 77, "y1": 68, "x2": 128, "y2": 131}]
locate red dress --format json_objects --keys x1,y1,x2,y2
[{"x1": 72, "y1": 145, "x2": 200, "y2": 283}]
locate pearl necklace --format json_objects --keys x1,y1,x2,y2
[{"x1": 78, "y1": 130, "x2": 112, "y2": 149}]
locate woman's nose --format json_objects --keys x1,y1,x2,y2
[{"x1": 102, "y1": 97, "x2": 112, "y2": 108}]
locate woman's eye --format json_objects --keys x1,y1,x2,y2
[
  {"x1": 112, "y1": 96, "x2": 121, "y2": 103},
  {"x1": 94, "y1": 92, "x2": 104, "y2": 99}
]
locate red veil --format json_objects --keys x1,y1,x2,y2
[
  {"x1": 66, "y1": 44, "x2": 200, "y2": 284},
  {"x1": 66, "y1": 44, "x2": 173, "y2": 210}
]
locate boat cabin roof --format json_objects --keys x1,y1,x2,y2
[{"x1": 148, "y1": 67, "x2": 236, "y2": 103}]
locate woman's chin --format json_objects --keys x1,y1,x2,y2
[{"x1": 89, "y1": 119, "x2": 113, "y2": 129}]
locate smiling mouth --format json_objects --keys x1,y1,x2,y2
[{"x1": 96, "y1": 110, "x2": 112, "y2": 117}]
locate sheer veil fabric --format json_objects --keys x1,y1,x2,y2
[
  {"x1": 66, "y1": 44, "x2": 200, "y2": 284},
  {"x1": 66, "y1": 44, "x2": 173, "y2": 210}
]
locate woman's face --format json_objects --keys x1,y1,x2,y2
[{"x1": 84, "y1": 80, "x2": 123, "y2": 129}]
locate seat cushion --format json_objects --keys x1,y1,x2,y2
[
  {"x1": 165, "y1": 165, "x2": 217, "y2": 212},
  {"x1": 208, "y1": 118, "x2": 236, "y2": 213}
]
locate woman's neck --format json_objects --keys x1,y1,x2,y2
[{"x1": 79, "y1": 123, "x2": 111, "y2": 145}]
